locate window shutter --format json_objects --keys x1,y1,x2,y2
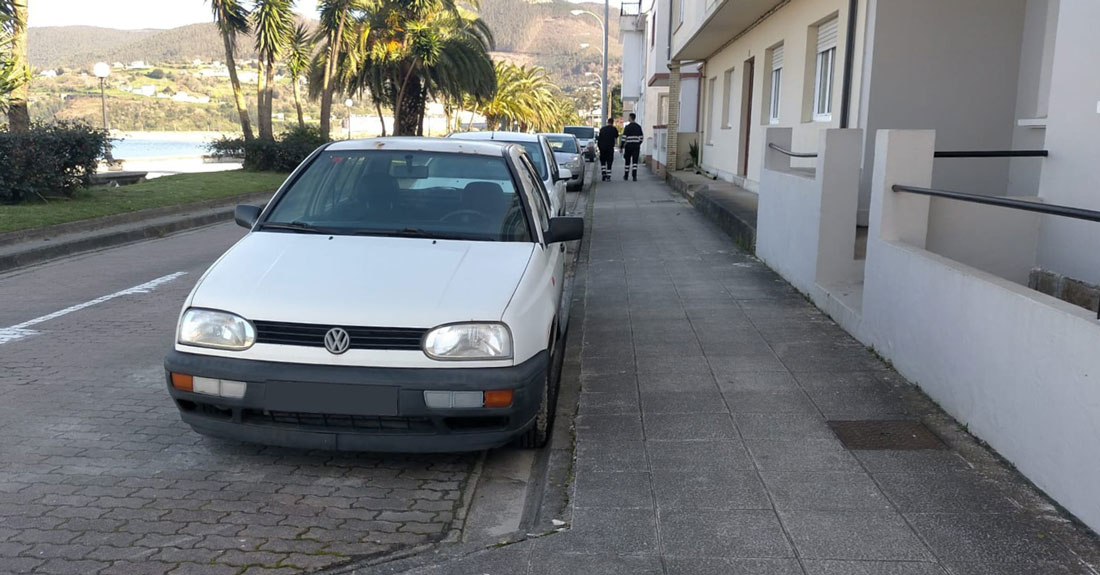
[
  {"x1": 772, "y1": 45, "x2": 784, "y2": 70},
  {"x1": 817, "y1": 18, "x2": 839, "y2": 53}
]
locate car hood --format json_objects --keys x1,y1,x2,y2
[{"x1": 191, "y1": 232, "x2": 535, "y2": 328}]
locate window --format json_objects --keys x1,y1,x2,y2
[
  {"x1": 678, "y1": 0, "x2": 685, "y2": 25},
  {"x1": 706, "y1": 77, "x2": 717, "y2": 144},
  {"x1": 721, "y1": 68, "x2": 735, "y2": 129},
  {"x1": 517, "y1": 156, "x2": 550, "y2": 234},
  {"x1": 813, "y1": 18, "x2": 838, "y2": 122},
  {"x1": 769, "y1": 44, "x2": 783, "y2": 124},
  {"x1": 657, "y1": 93, "x2": 669, "y2": 124}
]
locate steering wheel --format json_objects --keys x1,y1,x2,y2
[{"x1": 440, "y1": 209, "x2": 492, "y2": 226}]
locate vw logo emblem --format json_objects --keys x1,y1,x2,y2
[{"x1": 323, "y1": 327, "x2": 350, "y2": 355}]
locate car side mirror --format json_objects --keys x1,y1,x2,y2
[
  {"x1": 235, "y1": 204, "x2": 262, "y2": 229},
  {"x1": 545, "y1": 216, "x2": 584, "y2": 244},
  {"x1": 556, "y1": 168, "x2": 573, "y2": 182}
]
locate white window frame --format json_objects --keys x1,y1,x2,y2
[
  {"x1": 812, "y1": 19, "x2": 838, "y2": 123},
  {"x1": 769, "y1": 67, "x2": 782, "y2": 125},
  {"x1": 722, "y1": 68, "x2": 735, "y2": 129},
  {"x1": 705, "y1": 77, "x2": 717, "y2": 144},
  {"x1": 678, "y1": 0, "x2": 685, "y2": 24}
]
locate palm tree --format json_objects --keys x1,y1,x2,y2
[
  {"x1": 285, "y1": 23, "x2": 313, "y2": 129},
  {"x1": 253, "y1": 0, "x2": 294, "y2": 140},
  {"x1": 316, "y1": 0, "x2": 356, "y2": 139},
  {"x1": 342, "y1": 0, "x2": 495, "y2": 136},
  {"x1": 209, "y1": 0, "x2": 254, "y2": 142},
  {"x1": 473, "y1": 62, "x2": 562, "y2": 132},
  {"x1": 3, "y1": 0, "x2": 29, "y2": 132}
]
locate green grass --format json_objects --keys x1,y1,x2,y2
[{"x1": 0, "y1": 170, "x2": 289, "y2": 234}]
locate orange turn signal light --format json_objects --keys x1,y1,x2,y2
[
  {"x1": 483, "y1": 389, "x2": 514, "y2": 408},
  {"x1": 170, "y1": 373, "x2": 194, "y2": 392}
]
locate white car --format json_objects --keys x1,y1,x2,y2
[
  {"x1": 164, "y1": 138, "x2": 583, "y2": 452},
  {"x1": 447, "y1": 131, "x2": 568, "y2": 216},
  {"x1": 541, "y1": 133, "x2": 585, "y2": 192},
  {"x1": 564, "y1": 125, "x2": 597, "y2": 162}
]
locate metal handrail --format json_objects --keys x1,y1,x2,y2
[
  {"x1": 891, "y1": 185, "x2": 1100, "y2": 223},
  {"x1": 934, "y1": 150, "x2": 1048, "y2": 158},
  {"x1": 768, "y1": 143, "x2": 818, "y2": 158},
  {"x1": 892, "y1": 184, "x2": 1100, "y2": 318}
]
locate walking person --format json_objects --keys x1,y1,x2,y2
[
  {"x1": 596, "y1": 117, "x2": 619, "y2": 182},
  {"x1": 621, "y1": 113, "x2": 644, "y2": 182}
]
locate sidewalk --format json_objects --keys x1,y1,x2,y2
[{"x1": 375, "y1": 164, "x2": 1100, "y2": 575}]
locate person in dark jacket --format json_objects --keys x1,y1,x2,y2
[
  {"x1": 596, "y1": 117, "x2": 619, "y2": 182},
  {"x1": 621, "y1": 113, "x2": 644, "y2": 182}
]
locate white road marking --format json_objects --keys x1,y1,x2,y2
[{"x1": 0, "y1": 272, "x2": 187, "y2": 346}]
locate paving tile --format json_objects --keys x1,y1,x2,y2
[
  {"x1": 906, "y1": 512, "x2": 1076, "y2": 563},
  {"x1": 780, "y1": 509, "x2": 934, "y2": 561},
  {"x1": 940, "y1": 561, "x2": 1084, "y2": 575},
  {"x1": 718, "y1": 371, "x2": 802, "y2": 391},
  {"x1": 644, "y1": 413, "x2": 738, "y2": 441},
  {"x1": 646, "y1": 440, "x2": 755, "y2": 472},
  {"x1": 578, "y1": 391, "x2": 640, "y2": 415},
  {"x1": 527, "y1": 551, "x2": 663, "y2": 575},
  {"x1": 575, "y1": 440, "x2": 648, "y2": 472},
  {"x1": 580, "y1": 373, "x2": 639, "y2": 394},
  {"x1": 853, "y1": 451, "x2": 973, "y2": 474},
  {"x1": 573, "y1": 471, "x2": 653, "y2": 509},
  {"x1": 803, "y1": 560, "x2": 948, "y2": 574},
  {"x1": 652, "y1": 469, "x2": 771, "y2": 510},
  {"x1": 708, "y1": 352, "x2": 788, "y2": 374},
  {"x1": 636, "y1": 355, "x2": 712, "y2": 374},
  {"x1": 575, "y1": 414, "x2": 644, "y2": 442},
  {"x1": 640, "y1": 390, "x2": 728, "y2": 414},
  {"x1": 664, "y1": 557, "x2": 804, "y2": 575},
  {"x1": 772, "y1": 341, "x2": 886, "y2": 372},
  {"x1": 537, "y1": 508, "x2": 658, "y2": 554},
  {"x1": 637, "y1": 370, "x2": 718, "y2": 392},
  {"x1": 660, "y1": 509, "x2": 793, "y2": 558},
  {"x1": 735, "y1": 413, "x2": 834, "y2": 440},
  {"x1": 745, "y1": 439, "x2": 864, "y2": 472},
  {"x1": 873, "y1": 472, "x2": 1018, "y2": 513},
  {"x1": 761, "y1": 472, "x2": 893, "y2": 511},
  {"x1": 722, "y1": 388, "x2": 821, "y2": 414}
]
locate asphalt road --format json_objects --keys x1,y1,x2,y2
[{"x1": 0, "y1": 223, "x2": 479, "y2": 574}]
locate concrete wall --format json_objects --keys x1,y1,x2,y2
[
  {"x1": 860, "y1": 129, "x2": 1100, "y2": 535},
  {"x1": 693, "y1": 0, "x2": 867, "y2": 188},
  {"x1": 858, "y1": 0, "x2": 1027, "y2": 224},
  {"x1": 647, "y1": 0, "x2": 671, "y2": 81},
  {"x1": 926, "y1": 197, "x2": 1042, "y2": 285},
  {"x1": 679, "y1": 72, "x2": 700, "y2": 132},
  {"x1": 1007, "y1": 0, "x2": 1058, "y2": 198},
  {"x1": 622, "y1": 26, "x2": 647, "y2": 102},
  {"x1": 1036, "y1": 0, "x2": 1100, "y2": 285}
]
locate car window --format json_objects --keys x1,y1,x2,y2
[
  {"x1": 498, "y1": 140, "x2": 547, "y2": 180},
  {"x1": 547, "y1": 136, "x2": 579, "y2": 154},
  {"x1": 516, "y1": 155, "x2": 551, "y2": 235},
  {"x1": 564, "y1": 126, "x2": 595, "y2": 140},
  {"x1": 542, "y1": 139, "x2": 560, "y2": 181},
  {"x1": 263, "y1": 150, "x2": 532, "y2": 242}
]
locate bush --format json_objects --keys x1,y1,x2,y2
[
  {"x1": 206, "y1": 135, "x2": 245, "y2": 158},
  {"x1": 0, "y1": 122, "x2": 109, "y2": 204},
  {"x1": 243, "y1": 125, "x2": 328, "y2": 172}
]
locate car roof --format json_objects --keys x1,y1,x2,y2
[
  {"x1": 539, "y1": 133, "x2": 575, "y2": 139},
  {"x1": 326, "y1": 136, "x2": 509, "y2": 157},
  {"x1": 449, "y1": 131, "x2": 540, "y2": 143}
]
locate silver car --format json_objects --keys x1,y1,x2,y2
[{"x1": 542, "y1": 133, "x2": 585, "y2": 192}]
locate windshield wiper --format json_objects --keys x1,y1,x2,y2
[
  {"x1": 353, "y1": 227, "x2": 483, "y2": 241},
  {"x1": 259, "y1": 221, "x2": 339, "y2": 234}
]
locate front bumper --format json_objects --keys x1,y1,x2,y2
[{"x1": 164, "y1": 349, "x2": 548, "y2": 452}]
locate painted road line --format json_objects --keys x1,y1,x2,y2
[{"x1": 0, "y1": 271, "x2": 187, "y2": 346}]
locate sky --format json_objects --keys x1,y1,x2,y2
[{"x1": 27, "y1": 0, "x2": 618, "y2": 30}]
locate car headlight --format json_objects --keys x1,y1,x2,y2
[
  {"x1": 423, "y1": 323, "x2": 512, "y2": 360},
  {"x1": 177, "y1": 308, "x2": 256, "y2": 350}
]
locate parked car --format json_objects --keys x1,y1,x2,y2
[
  {"x1": 447, "y1": 131, "x2": 567, "y2": 215},
  {"x1": 164, "y1": 138, "x2": 584, "y2": 452},
  {"x1": 564, "y1": 125, "x2": 597, "y2": 162},
  {"x1": 541, "y1": 133, "x2": 585, "y2": 192}
]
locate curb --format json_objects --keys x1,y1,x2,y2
[{"x1": 0, "y1": 191, "x2": 273, "y2": 274}]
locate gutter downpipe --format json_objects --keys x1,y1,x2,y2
[{"x1": 839, "y1": 0, "x2": 857, "y2": 128}]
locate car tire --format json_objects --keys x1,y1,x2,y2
[{"x1": 516, "y1": 329, "x2": 562, "y2": 449}]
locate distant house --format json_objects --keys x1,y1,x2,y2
[
  {"x1": 128, "y1": 61, "x2": 149, "y2": 70},
  {"x1": 39, "y1": 70, "x2": 57, "y2": 78},
  {"x1": 192, "y1": 59, "x2": 203, "y2": 66}
]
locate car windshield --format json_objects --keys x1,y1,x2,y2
[
  {"x1": 564, "y1": 126, "x2": 595, "y2": 140},
  {"x1": 261, "y1": 150, "x2": 531, "y2": 242},
  {"x1": 546, "y1": 136, "x2": 579, "y2": 154}
]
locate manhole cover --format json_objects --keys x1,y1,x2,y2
[{"x1": 828, "y1": 420, "x2": 946, "y2": 450}]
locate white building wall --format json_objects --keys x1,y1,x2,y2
[
  {"x1": 1035, "y1": 0, "x2": 1100, "y2": 284},
  {"x1": 647, "y1": 0, "x2": 671, "y2": 81},
  {"x1": 621, "y1": 28, "x2": 647, "y2": 101},
  {"x1": 690, "y1": 0, "x2": 866, "y2": 188}
]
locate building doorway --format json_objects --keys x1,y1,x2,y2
[{"x1": 738, "y1": 58, "x2": 755, "y2": 177}]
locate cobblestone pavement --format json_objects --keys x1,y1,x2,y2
[{"x1": 0, "y1": 225, "x2": 478, "y2": 574}]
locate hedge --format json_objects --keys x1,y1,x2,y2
[
  {"x1": 0, "y1": 122, "x2": 109, "y2": 204},
  {"x1": 207, "y1": 125, "x2": 329, "y2": 173}
]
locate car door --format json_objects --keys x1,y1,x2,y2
[
  {"x1": 516, "y1": 154, "x2": 565, "y2": 335},
  {"x1": 540, "y1": 137, "x2": 566, "y2": 216}
]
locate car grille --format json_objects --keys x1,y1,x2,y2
[
  {"x1": 243, "y1": 410, "x2": 436, "y2": 433},
  {"x1": 252, "y1": 320, "x2": 426, "y2": 351}
]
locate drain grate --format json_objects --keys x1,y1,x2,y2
[{"x1": 828, "y1": 420, "x2": 946, "y2": 450}]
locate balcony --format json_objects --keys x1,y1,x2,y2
[{"x1": 673, "y1": 0, "x2": 786, "y2": 60}]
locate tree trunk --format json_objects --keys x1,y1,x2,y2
[
  {"x1": 292, "y1": 77, "x2": 304, "y2": 129},
  {"x1": 222, "y1": 33, "x2": 254, "y2": 142},
  {"x1": 263, "y1": 61, "x2": 276, "y2": 138},
  {"x1": 376, "y1": 100, "x2": 386, "y2": 137},
  {"x1": 319, "y1": 10, "x2": 347, "y2": 140},
  {"x1": 7, "y1": 0, "x2": 30, "y2": 133},
  {"x1": 393, "y1": 74, "x2": 423, "y2": 136},
  {"x1": 416, "y1": 87, "x2": 426, "y2": 136},
  {"x1": 257, "y1": 60, "x2": 270, "y2": 140}
]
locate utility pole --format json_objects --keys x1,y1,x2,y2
[{"x1": 603, "y1": 0, "x2": 610, "y2": 124}]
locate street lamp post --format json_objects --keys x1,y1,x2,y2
[
  {"x1": 93, "y1": 62, "x2": 115, "y2": 163},
  {"x1": 344, "y1": 98, "x2": 354, "y2": 140},
  {"x1": 571, "y1": 3, "x2": 609, "y2": 124}
]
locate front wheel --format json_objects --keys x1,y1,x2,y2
[{"x1": 515, "y1": 368, "x2": 551, "y2": 449}]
